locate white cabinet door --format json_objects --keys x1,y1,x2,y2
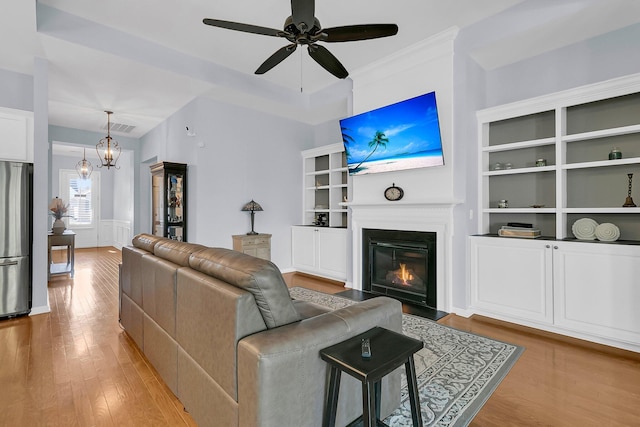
[
  {"x1": 291, "y1": 226, "x2": 317, "y2": 271},
  {"x1": 0, "y1": 111, "x2": 31, "y2": 162},
  {"x1": 317, "y1": 228, "x2": 347, "y2": 279},
  {"x1": 553, "y1": 242, "x2": 640, "y2": 346},
  {"x1": 469, "y1": 236, "x2": 554, "y2": 324},
  {"x1": 291, "y1": 226, "x2": 347, "y2": 281}
]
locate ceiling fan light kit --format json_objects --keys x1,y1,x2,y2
[{"x1": 203, "y1": 0, "x2": 398, "y2": 79}]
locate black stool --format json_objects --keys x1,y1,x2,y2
[{"x1": 320, "y1": 326, "x2": 424, "y2": 427}]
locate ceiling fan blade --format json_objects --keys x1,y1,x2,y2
[
  {"x1": 291, "y1": 0, "x2": 315, "y2": 32},
  {"x1": 321, "y1": 24, "x2": 398, "y2": 42},
  {"x1": 307, "y1": 44, "x2": 348, "y2": 79},
  {"x1": 203, "y1": 18, "x2": 284, "y2": 37},
  {"x1": 255, "y1": 44, "x2": 298, "y2": 74}
]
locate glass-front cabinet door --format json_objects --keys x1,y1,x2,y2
[{"x1": 150, "y1": 162, "x2": 187, "y2": 241}]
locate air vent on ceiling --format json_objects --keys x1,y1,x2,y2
[{"x1": 102, "y1": 122, "x2": 136, "y2": 134}]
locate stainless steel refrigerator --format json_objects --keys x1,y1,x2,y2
[{"x1": 0, "y1": 161, "x2": 32, "y2": 319}]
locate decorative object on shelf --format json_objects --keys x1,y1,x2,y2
[
  {"x1": 609, "y1": 147, "x2": 622, "y2": 160},
  {"x1": 96, "y1": 111, "x2": 121, "y2": 170},
  {"x1": 595, "y1": 223, "x2": 620, "y2": 242},
  {"x1": 314, "y1": 213, "x2": 328, "y2": 226},
  {"x1": 535, "y1": 158, "x2": 547, "y2": 167},
  {"x1": 571, "y1": 218, "x2": 598, "y2": 240},
  {"x1": 492, "y1": 162, "x2": 503, "y2": 170},
  {"x1": 497, "y1": 199, "x2": 508, "y2": 208},
  {"x1": 529, "y1": 204, "x2": 546, "y2": 208},
  {"x1": 498, "y1": 225, "x2": 541, "y2": 238},
  {"x1": 49, "y1": 197, "x2": 70, "y2": 235},
  {"x1": 623, "y1": 173, "x2": 636, "y2": 207},
  {"x1": 75, "y1": 148, "x2": 93, "y2": 179},
  {"x1": 504, "y1": 163, "x2": 513, "y2": 170},
  {"x1": 241, "y1": 200, "x2": 263, "y2": 235},
  {"x1": 384, "y1": 183, "x2": 404, "y2": 201}
]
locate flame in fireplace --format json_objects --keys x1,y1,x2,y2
[{"x1": 399, "y1": 263, "x2": 413, "y2": 284}]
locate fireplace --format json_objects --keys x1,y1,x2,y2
[{"x1": 362, "y1": 228, "x2": 436, "y2": 308}]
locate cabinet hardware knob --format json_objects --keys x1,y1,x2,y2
[
  {"x1": 554, "y1": 246, "x2": 559, "y2": 249},
  {"x1": 545, "y1": 245, "x2": 550, "y2": 248}
]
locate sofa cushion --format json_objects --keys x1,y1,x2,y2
[
  {"x1": 188, "y1": 248, "x2": 300, "y2": 328},
  {"x1": 154, "y1": 240, "x2": 206, "y2": 266},
  {"x1": 132, "y1": 233, "x2": 164, "y2": 253}
]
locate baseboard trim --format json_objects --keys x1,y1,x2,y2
[{"x1": 29, "y1": 304, "x2": 51, "y2": 316}]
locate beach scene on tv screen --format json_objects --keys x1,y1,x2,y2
[{"x1": 340, "y1": 92, "x2": 444, "y2": 176}]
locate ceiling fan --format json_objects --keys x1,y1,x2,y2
[{"x1": 203, "y1": 0, "x2": 398, "y2": 79}]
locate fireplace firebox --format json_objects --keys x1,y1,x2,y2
[{"x1": 362, "y1": 229, "x2": 436, "y2": 308}]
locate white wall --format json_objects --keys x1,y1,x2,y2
[
  {"x1": 0, "y1": 68, "x2": 33, "y2": 112},
  {"x1": 485, "y1": 23, "x2": 640, "y2": 108},
  {"x1": 348, "y1": 29, "x2": 458, "y2": 206},
  {"x1": 140, "y1": 96, "x2": 314, "y2": 269}
]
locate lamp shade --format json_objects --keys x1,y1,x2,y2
[{"x1": 241, "y1": 200, "x2": 263, "y2": 212}]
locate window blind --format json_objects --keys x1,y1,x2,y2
[{"x1": 68, "y1": 178, "x2": 93, "y2": 226}]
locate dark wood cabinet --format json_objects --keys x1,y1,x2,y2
[{"x1": 150, "y1": 162, "x2": 187, "y2": 241}]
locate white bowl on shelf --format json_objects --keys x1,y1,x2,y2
[
  {"x1": 571, "y1": 218, "x2": 598, "y2": 240},
  {"x1": 595, "y1": 223, "x2": 620, "y2": 242}
]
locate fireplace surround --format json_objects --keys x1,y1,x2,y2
[
  {"x1": 346, "y1": 200, "x2": 458, "y2": 312},
  {"x1": 363, "y1": 228, "x2": 437, "y2": 308}
]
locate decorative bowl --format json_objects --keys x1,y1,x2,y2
[
  {"x1": 571, "y1": 218, "x2": 598, "y2": 240},
  {"x1": 595, "y1": 223, "x2": 620, "y2": 242}
]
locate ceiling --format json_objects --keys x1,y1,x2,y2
[{"x1": 3, "y1": 0, "x2": 640, "y2": 141}]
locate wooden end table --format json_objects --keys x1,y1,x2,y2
[
  {"x1": 48, "y1": 230, "x2": 75, "y2": 280},
  {"x1": 320, "y1": 326, "x2": 424, "y2": 427}
]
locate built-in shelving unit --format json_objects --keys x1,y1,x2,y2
[
  {"x1": 302, "y1": 143, "x2": 348, "y2": 228},
  {"x1": 477, "y1": 74, "x2": 640, "y2": 240}
]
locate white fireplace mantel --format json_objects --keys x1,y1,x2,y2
[{"x1": 347, "y1": 200, "x2": 461, "y2": 312}]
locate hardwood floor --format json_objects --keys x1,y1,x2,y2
[
  {"x1": 1, "y1": 249, "x2": 638, "y2": 426},
  {"x1": 0, "y1": 248, "x2": 197, "y2": 427}
]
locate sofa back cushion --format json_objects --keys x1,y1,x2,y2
[
  {"x1": 188, "y1": 248, "x2": 300, "y2": 328},
  {"x1": 176, "y1": 268, "x2": 267, "y2": 400},
  {"x1": 132, "y1": 233, "x2": 164, "y2": 253},
  {"x1": 154, "y1": 240, "x2": 206, "y2": 266}
]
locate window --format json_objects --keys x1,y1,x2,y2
[{"x1": 60, "y1": 169, "x2": 100, "y2": 229}]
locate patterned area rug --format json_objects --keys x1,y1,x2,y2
[{"x1": 289, "y1": 287, "x2": 524, "y2": 427}]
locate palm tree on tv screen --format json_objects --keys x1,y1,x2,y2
[
  {"x1": 352, "y1": 130, "x2": 389, "y2": 171},
  {"x1": 341, "y1": 126, "x2": 354, "y2": 159}
]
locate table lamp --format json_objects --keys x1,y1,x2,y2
[{"x1": 241, "y1": 200, "x2": 263, "y2": 235}]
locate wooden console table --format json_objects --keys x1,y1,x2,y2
[{"x1": 48, "y1": 230, "x2": 75, "y2": 280}]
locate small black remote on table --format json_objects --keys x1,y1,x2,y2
[{"x1": 361, "y1": 338, "x2": 371, "y2": 359}]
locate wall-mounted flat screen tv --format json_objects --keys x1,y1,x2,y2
[{"x1": 340, "y1": 91, "x2": 444, "y2": 176}]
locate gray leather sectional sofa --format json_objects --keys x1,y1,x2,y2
[{"x1": 119, "y1": 233, "x2": 402, "y2": 427}]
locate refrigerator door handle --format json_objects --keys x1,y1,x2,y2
[{"x1": 0, "y1": 261, "x2": 19, "y2": 267}]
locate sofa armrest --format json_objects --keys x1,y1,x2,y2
[{"x1": 237, "y1": 296, "x2": 402, "y2": 427}]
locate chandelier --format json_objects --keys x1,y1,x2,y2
[
  {"x1": 96, "y1": 111, "x2": 121, "y2": 169},
  {"x1": 76, "y1": 148, "x2": 93, "y2": 179}
]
